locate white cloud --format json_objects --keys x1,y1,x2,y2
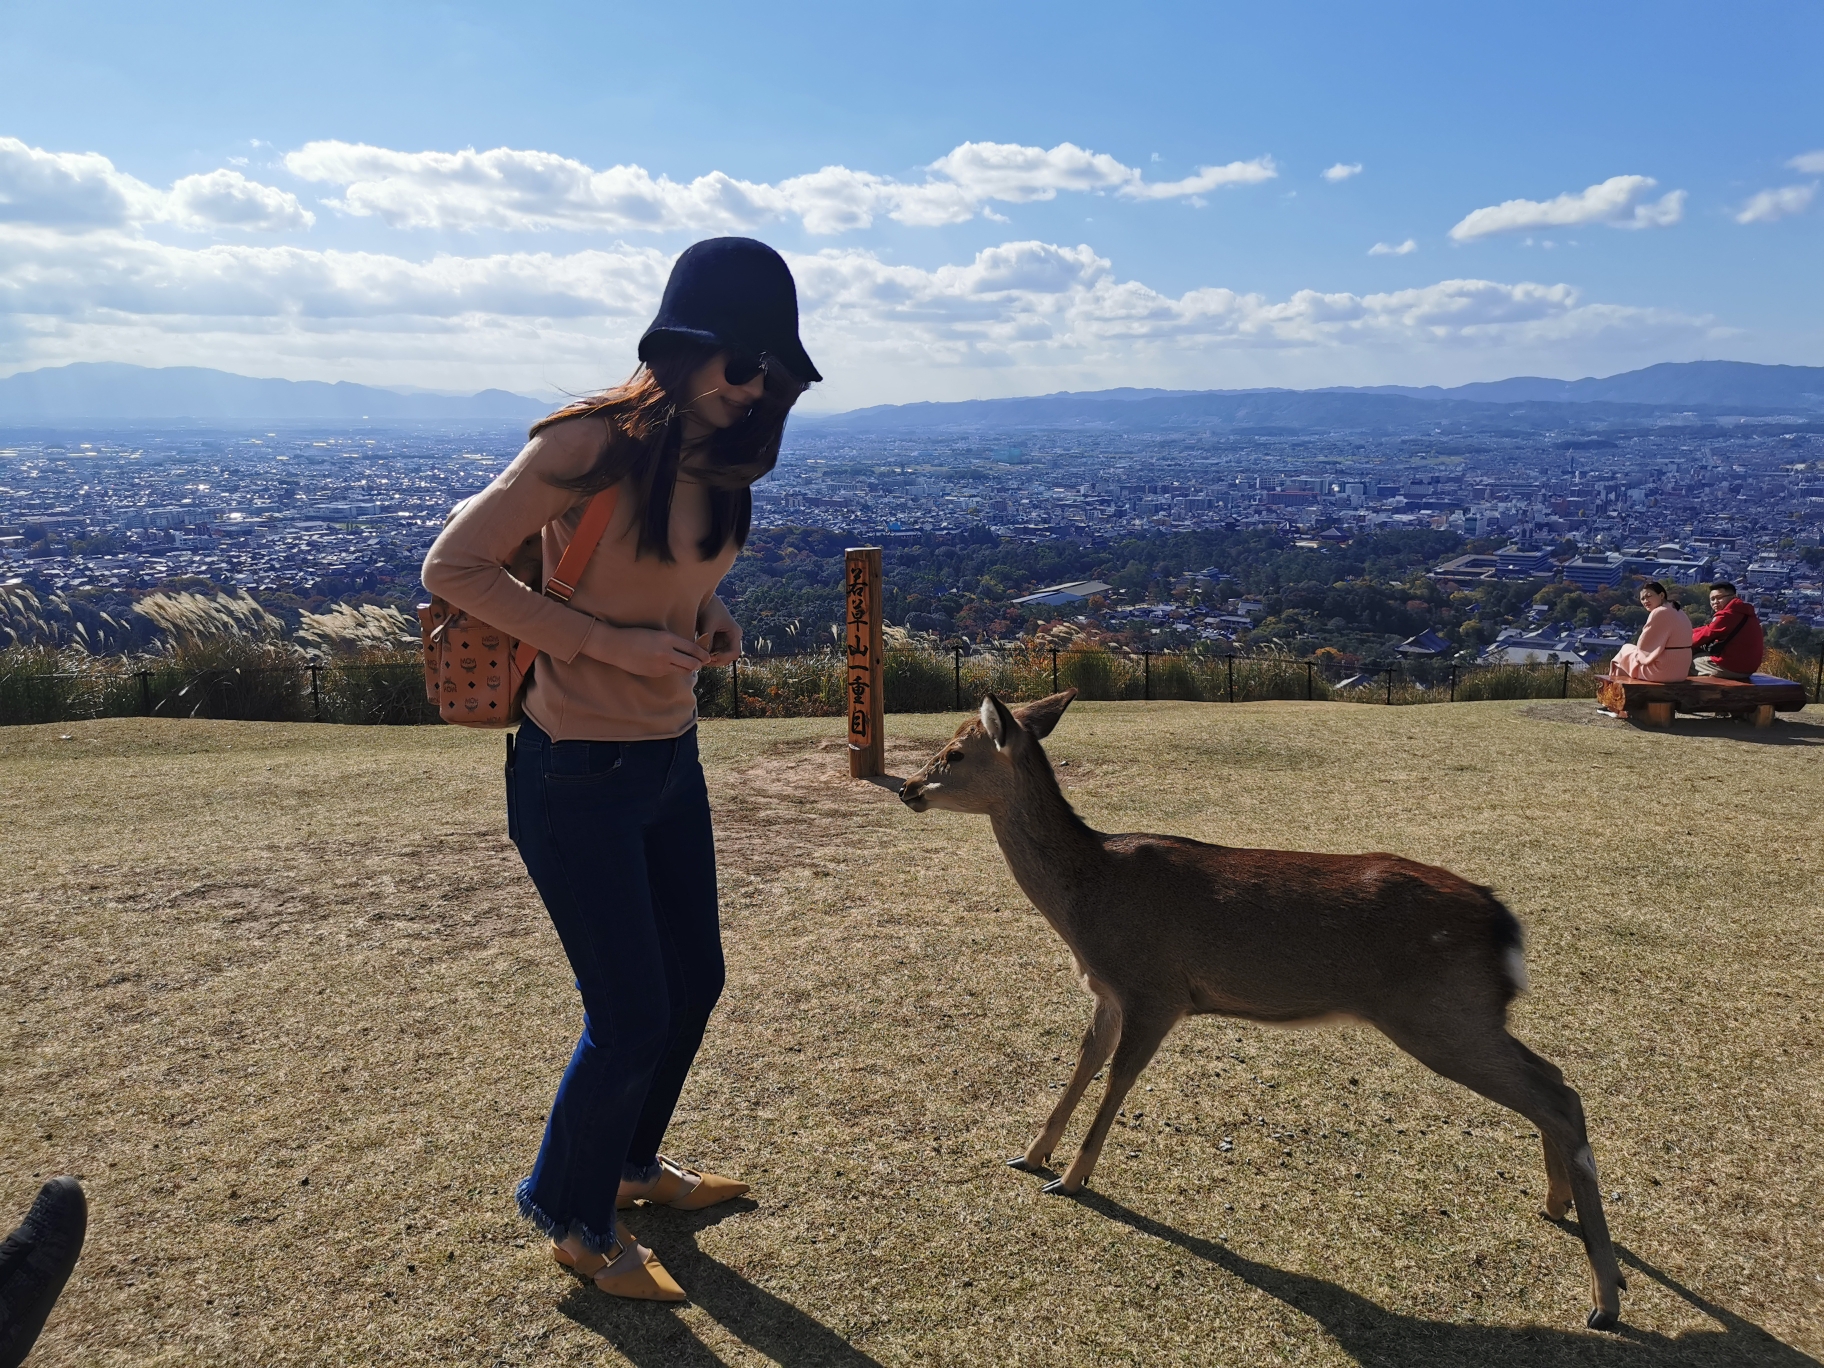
[
  {"x1": 167, "y1": 170, "x2": 315, "y2": 232},
  {"x1": 0, "y1": 137, "x2": 162, "y2": 228},
  {"x1": 0, "y1": 223, "x2": 1705, "y2": 346},
  {"x1": 0, "y1": 137, "x2": 311, "y2": 233},
  {"x1": 1121, "y1": 157, "x2": 1277, "y2": 200},
  {"x1": 0, "y1": 218, "x2": 1714, "y2": 402},
  {"x1": 1449, "y1": 175, "x2": 1685, "y2": 241},
  {"x1": 1369, "y1": 238, "x2": 1417, "y2": 256},
  {"x1": 1322, "y1": 162, "x2": 1363, "y2": 182},
  {"x1": 1734, "y1": 183, "x2": 1816, "y2": 224},
  {"x1": 284, "y1": 139, "x2": 1277, "y2": 235},
  {"x1": 1788, "y1": 150, "x2": 1824, "y2": 174},
  {"x1": 284, "y1": 141, "x2": 788, "y2": 234},
  {"x1": 0, "y1": 225, "x2": 668, "y2": 320}
]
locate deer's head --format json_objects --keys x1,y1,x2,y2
[{"x1": 899, "y1": 689, "x2": 1077, "y2": 814}]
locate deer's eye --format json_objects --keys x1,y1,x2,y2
[{"x1": 944, "y1": 750, "x2": 964, "y2": 764}]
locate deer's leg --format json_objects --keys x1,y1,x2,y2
[
  {"x1": 1501, "y1": 1036, "x2": 1577, "y2": 1215},
  {"x1": 1378, "y1": 1019, "x2": 1624, "y2": 1330},
  {"x1": 1011, "y1": 994, "x2": 1120, "y2": 1172},
  {"x1": 1540, "y1": 1132, "x2": 1576, "y2": 1219},
  {"x1": 1045, "y1": 1008, "x2": 1178, "y2": 1196}
]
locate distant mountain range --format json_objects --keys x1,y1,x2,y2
[
  {"x1": 1328, "y1": 361, "x2": 1824, "y2": 408},
  {"x1": 1, "y1": 358, "x2": 1821, "y2": 432},
  {"x1": 814, "y1": 361, "x2": 1824, "y2": 433},
  {"x1": 0, "y1": 362, "x2": 553, "y2": 426}
]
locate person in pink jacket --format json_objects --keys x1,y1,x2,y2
[{"x1": 1608, "y1": 581, "x2": 1694, "y2": 681}]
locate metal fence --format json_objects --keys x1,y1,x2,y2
[
  {"x1": 0, "y1": 660, "x2": 438, "y2": 728},
  {"x1": 687, "y1": 646, "x2": 1623, "y2": 719},
  {"x1": 5, "y1": 642, "x2": 1820, "y2": 728}
]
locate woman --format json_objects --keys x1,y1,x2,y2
[
  {"x1": 1608, "y1": 580, "x2": 1693, "y2": 681},
  {"x1": 422, "y1": 238, "x2": 819, "y2": 1301}
]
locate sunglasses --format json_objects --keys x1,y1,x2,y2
[{"x1": 723, "y1": 353, "x2": 770, "y2": 386}]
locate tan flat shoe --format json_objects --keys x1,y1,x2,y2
[
  {"x1": 551, "y1": 1230, "x2": 685, "y2": 1302},
  {"x1": 617, "y1": 1155, "x2": 750, "y2": 1211}
]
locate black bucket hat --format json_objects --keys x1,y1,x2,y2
[{"x1": 638, "y1": 237, "x2": 822, "y2": 384}]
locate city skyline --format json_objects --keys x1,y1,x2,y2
[{"x1": 1, "y1": 1, "x2": 1819, "y2": 408}]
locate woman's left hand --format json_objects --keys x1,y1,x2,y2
[{"x1": 697, "y1": 595, "x2": 743, "y2": 667}]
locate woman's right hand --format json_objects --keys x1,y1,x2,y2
[{"x1": 583, "y1": 622, "x2": 711, "y2": 676}]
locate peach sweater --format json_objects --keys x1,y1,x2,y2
[
  {"x1": 1611, "y1": 603, "x2": 1694, "y2": 682},
  {"x1": 421, "y1": 434, "x2": 735, "y2": 742}
]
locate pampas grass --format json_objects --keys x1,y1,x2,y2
[
  {"x1": 296, "y1": 603, "x2": 419, "y2": 656},
  {"x1": 133, "y1": 589, "x2": 287, "y2": 645}
]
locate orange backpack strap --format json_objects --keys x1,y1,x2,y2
[{"x1": 511, "y1": 487, "x2": 620, "y2": 674}]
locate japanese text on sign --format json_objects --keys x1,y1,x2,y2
[{"x1": 846, "y1": 557, "x2": 872, "y2": 743}]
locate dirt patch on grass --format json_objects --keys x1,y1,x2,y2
[
  {"x1": 4, "y1": 704, "x2": 1821, "y2": 1365},
  {"x1": 713, "y1": 733, "x2": 945, "y2": 879}
]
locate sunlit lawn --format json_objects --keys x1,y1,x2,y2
[{"x1": 3, "y1": 700, "x2": 1820, "y2": 1365}]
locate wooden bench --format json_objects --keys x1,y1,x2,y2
[{"x1": 1595, "y1": 673, "x2": 1809, "y2": 728}]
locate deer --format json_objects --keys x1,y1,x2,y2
[{"x1": 898, "y1": 690, "x2": 1625, "y2": 1331}]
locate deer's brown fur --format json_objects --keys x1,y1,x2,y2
[{"x1": 899, "y1": 690, "x2": 1624, "y2": 1330}]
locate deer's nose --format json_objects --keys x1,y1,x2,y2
[{"x1": 898, "y1": 779, "x2": 924, "y2": 804}]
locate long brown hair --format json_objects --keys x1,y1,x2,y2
[{"x1": 530, "y1": 339, "x2": 807, "y2": 562}]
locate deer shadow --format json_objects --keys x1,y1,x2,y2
[
  {"x1": 1073, "y1": 1189, "x2": 1817, "y2": 1367},
  {"x1": 554, "y1": 1200, "x2": 884, "y2": 1368}
]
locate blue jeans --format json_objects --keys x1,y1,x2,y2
[{"x1": 507, "y1": 717, "x2": 725, "y2": 1254}]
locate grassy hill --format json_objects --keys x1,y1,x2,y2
[{"x1": 3, "y1": 701, "x2": 1820, "y2": 1365}]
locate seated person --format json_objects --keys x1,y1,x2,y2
[
  {"x1": 1608, "y1": 580, "x2": 1693, "y2": 681},
  {"x1": 1691, "y1": 581, "x2": 1764, "y2": 680}
]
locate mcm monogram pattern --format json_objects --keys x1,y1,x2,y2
[
  {"x1": 416, "y1": 487, "x2": 617, "y2": 731},
  {"x1": 418, "y1": 598, "x2": 525, "y2": 729}
]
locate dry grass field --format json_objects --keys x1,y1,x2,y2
[{"x1": 3, "y1": 700, "x2": 1821, "y2": 1367}]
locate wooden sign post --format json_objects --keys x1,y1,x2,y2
[{"x1": 845, "y1": 546, "x2": 885, "y2": 778}]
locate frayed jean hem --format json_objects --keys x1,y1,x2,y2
[
  {"x1": 621, "y1": 1159, "x2": 662, "y2": 1186},
  {"x1": 515, "y1": 1178, "x2": 615, "y2": 1256}
]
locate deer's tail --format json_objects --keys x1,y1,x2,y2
[{"x1": 1483, "y1": 888, "x2": 1528, "y2": 997}]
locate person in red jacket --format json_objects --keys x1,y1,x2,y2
[{"x1": 1690, "y1": 582, "x2": 1764, "y2": 679}]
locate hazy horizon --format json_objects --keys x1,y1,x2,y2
[{"x1": 5, "y1": 356, "x2": 1824, "y2": 424}]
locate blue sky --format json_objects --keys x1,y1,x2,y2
[{"x1": 0, "y1": 0, "x2": 1818, "y2": 408}]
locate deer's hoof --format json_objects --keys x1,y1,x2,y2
[
  {"x1": 1586, "y1": 1306, "x2": 1619, "y2": 1331},
  {"x1": 1040, "y1": 1177, "x2": 1081, "y2": 1197},
  {"x1": 1006, "y1": 1156, "x2": 1046, "y2": 1173},
  {"x1": 1545, "y1": 1196, "x2": 1573, "y2": 1219}
]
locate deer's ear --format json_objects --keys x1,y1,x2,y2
[
  {"x1": 979, "y1": 694, "x2": 1018, "y2": 750},
  {"x1": 1014, "y1": 688, "x2": 1077, "y2": 740}
]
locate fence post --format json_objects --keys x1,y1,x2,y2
[
  {"x1": 1305, "y1": 660, "x2": 1313, "y2": 701},
  {"x1": 309, "y1": 662, "x2": 321, "y2": 722},
  {"x1": 731, "y1": 656, "x2": 740, "y2": 719},
  {"x1": 1051, "y1": 648, "x2": 1059, "y2": 693},
  {"x1": 844, "y1": 546, "x2": 885, "y2": 779},
  {"x1": 138, "y1": 668, "x2": 152, "y2": 716},
  {"x1": 1815, "y1": 642, "x2": 1823, "y2": 704},
  {"x1": 1385, "y1": 668, "x2": 1394, "y2": 706},
  {"x1": 1143, "y1": 651, "x2": 1151, "y2": 701},
  {"x1": 954, "y1": 646, "x2": 963, "y2": 710},
  {"x1": 1561, "y1": 661, "x2": 1571, "y2": 699},
  {"x1": 1449, "y1": 664, "x2": 1457, "y2": 703},
  {"x1": 1227, "y1": 654, "x2": 1235, "y2": 704}
]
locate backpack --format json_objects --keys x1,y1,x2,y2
[{"x1": 418, "y1": 489, "x2": 619, "y2": 728}]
